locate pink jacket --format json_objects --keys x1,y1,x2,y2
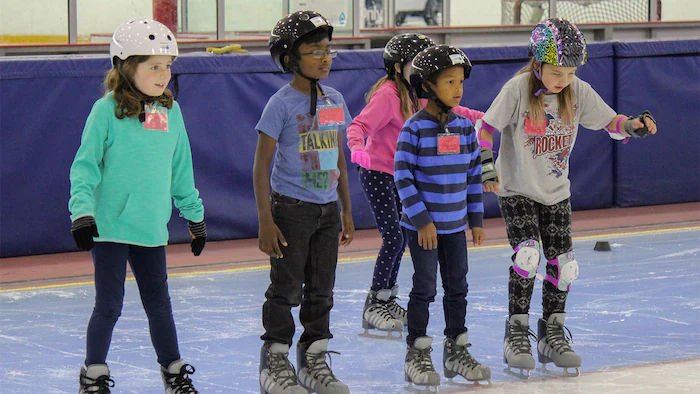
[{"x1": 346, "y1": 79, "x2": 485, "y2": 175}]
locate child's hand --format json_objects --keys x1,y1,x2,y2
[
  {"x1": 258, "y1": 221, "x2": 287, "y2": 259},
  {"x1": 339, "y1": 211, "x2": 355, "y2": 247},
  {"x1": 630, "y1": 116, "x2": 657, "y2": 135},
  {"x1": 483, "y1": 179, "x2": 500, "y2": 193},
  {"x1": 350, "y1": 149, "x2": 371, "y2": 168},
  {"x1": 418, "y1": 222, "x2": 438, "y2": 250},
  {"x1": 471, "y1": 227, "x2": 485, "y2": 246}
]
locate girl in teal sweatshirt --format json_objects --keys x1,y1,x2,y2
[{"x1": 69, "y1": 19, "x2": 204, "y2": 394}]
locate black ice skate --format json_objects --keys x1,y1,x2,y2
[
  {"x1": 503, "y1": 314, "x2": 537, "y2": 378},
  {"x1": 404, "y1": 336, "x2": 440, "y2": 392},
  {"x1": 161, "y1": 359, "x2": 199, "y2": 394},
  {"x1": 537, "y1": 313, "x2": 581, "y2": 377},
  {"x1": 259, "y1": 342, "x2": 306, "y2": 394},
  {"x1": 443, "y1": 332, "x2": 492, "y2": 386},
  {"x1": 360, "y1": 289, "x2": 403, "y2": 339},
  {"x1": 79, "y1": 364, "x2": 114, "y2": 394},
  {"x1": 297, "y1": 339, "x2": 349, "y2": 394}
]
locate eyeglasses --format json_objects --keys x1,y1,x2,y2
[{"x1": 299, "y1": 49, "x2": 338, "y2": 59}]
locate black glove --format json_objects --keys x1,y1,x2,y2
[
  {"x1": 188, "y1": 220, "x2": 207, "y2": 256},
  {"x1": 480, "y1": 148, "x2": 499, "y2": 185},
  {"x1": 624, "y1": 110, "x2": 655, "y2": 139},
  {"x1": 71, "y1": 216, "x2": 99, "y2": 251}
]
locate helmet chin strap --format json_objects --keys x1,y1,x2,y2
[
  {"x1": 533, "y1": 63, "x2": 550, "y2": 96},
  {"x1": 289, "y1": 57, "x2": 322, "y2": 116},
  {"x1": 424, "y1": 83, "x2": 453, "y2": 130},
  {"x1": 393, "y1": 70, "x2": 420, "y2": 113}
]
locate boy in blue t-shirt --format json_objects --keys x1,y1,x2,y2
[{"x1": 253, "y1": 11, "x2": 354, "y2": 394}]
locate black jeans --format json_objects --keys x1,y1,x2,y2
[
  {"x1": 405, "y1": 230, "x2": 469, "y2": 346},
  {"x1": 86, "y1": 242, "x2": 179, "y2": 368},
  {"x1": 261, "y1": 192, "x2": 340, "y2": 349}
]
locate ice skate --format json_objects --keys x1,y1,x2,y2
[
  {"x1": 360, "y1": 289, "x2": 403, "y2": 339},
  {"x1": 297, "y1": 339, "x2": 349, "y2": 394},
  {"x1": 260, "y1": 343, "x2": 306, "y2": 394},
  {"x1": 537, "y1": 313, "x2": 581, "y2": 377},
  {"x1": 443, "y1": 332, "x2": 491, "y2": 386},
  {"x1": 79, "y1": 364, "x2": 114, "y2": 393},
  {"x1": 161, "y1": 359, "x2": 199, "y2": 394},
  {"x1": 405, "y1": 336, "x2": 440, "y2": 392},
  {"x1": 386, "y1": 284, "x2": 408, "y2": 327},
  {"x1": 503, "y1": 314, "x2": 537, "y2": 378}
]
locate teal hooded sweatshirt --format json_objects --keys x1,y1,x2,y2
[{"x1": 69, "y1": 93, "x2": 204, "y2": 247}]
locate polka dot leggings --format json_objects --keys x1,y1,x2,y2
[{"x1": 359, "y1": 168, "x2": 408, "y2": 291}]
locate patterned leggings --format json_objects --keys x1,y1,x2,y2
[
  {"x1": 359, "y1": 168, "x2": 408, "y2": 291},
  {"x1": 498, "y1": 195, "x2": 573, "y2": 320}
]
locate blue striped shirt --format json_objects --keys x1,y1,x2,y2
[{"x1": 394, "y1": 109, "x2": 484, "y2": 234}]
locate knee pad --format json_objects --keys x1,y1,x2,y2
[
  {"x1": 546, "y1": 251, "x2": 579, "y2": 292},
  {"x1": 512, "y1": 239, "x2": 540, "y2": 278}
]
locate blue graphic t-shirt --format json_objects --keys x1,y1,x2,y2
[{"x1": 255, "y1": 84, "x2": 352, "y2": 204}]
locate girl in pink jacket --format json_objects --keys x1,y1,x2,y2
[{"x1": 348, "y1": 35, "x2": 485, "y2": 337}]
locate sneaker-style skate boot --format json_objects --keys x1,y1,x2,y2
[
  {"x1": 537, "y1": 313, "x2": 581, "y2": 376},
  {"x1": 386, "y1": 284, "x2": 408, "y2": 327},
  {"x1": 361, "y1": 289, "x2": 403, "y2": 339},
  {"x1": 161, "y1": 359, "x2": 199, "y2": 394},
  {"x1": 260, "y1": 343, "x2": 306, "y2": 394},
  {"x1": 79, "y1": 364, "x2": 114, "y2": 393},
  {"x1": 504, "y1": 314, "x2": 537, "y2": 378},
  {"x1": 443, "y1": 332, "x2": 492, "y2": 385},
  {"x1": 297, "y1": 339, "x2": 350, "y2": 394},
  {"x1": 404, "y1": 336, "x2": 440, "y2": 391}
]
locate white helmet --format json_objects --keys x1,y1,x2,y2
[{"x1": 110, "y1": 18, "x2": 178, "y2": 64}]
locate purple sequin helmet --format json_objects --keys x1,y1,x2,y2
[{"x1": 529, "y1": 18, "x2": 587, "y2": 68}]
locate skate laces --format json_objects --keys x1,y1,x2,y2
[
  {"x1": 367, "y1": 303, "x2": 395, "y2": 320},
  {"x1": 386, "y1": 297, "x2": 407, "y2": 319},
  {"x1": 407, "y1": 346, "x2": 436, "y2": 374},
  {"x1": 447, "y1": 341, "x2": 480, "y2": 369},
  {"x1": 81, "y1": 375, "x2": 115, "y2": 393},
  {"x1": 509, "y1": 321, "x2": 537, "y2": 354},
  {"x1": 545, "y1": 319, "x2": 575, "y2": 354},
  {"x1": 305, "y1": 349, "x2": 341, "y2": 386},
  {"x1": 163, "y1": 364, "x2": 198, "y2": 394},
  {"x1": 267, "y1": 351, "x2": 299, "y2": 388}
]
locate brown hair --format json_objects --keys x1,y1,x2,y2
[
  {"x1": 105, "y1": 55, "x2": 174, "y2": 119},
  {"x1": 366, "y1": 73, "x2": 418, "y2": 122},
  {"x1": 516, "y1": 58, "x2": 575, "y2": 126}
]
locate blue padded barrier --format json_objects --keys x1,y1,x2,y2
[
  {"x1": 613, "y1": 40, "x2": 700, "y2": 207},
  {"x1": 0, "y1": 40, "x2": 696, "y2": 257}
]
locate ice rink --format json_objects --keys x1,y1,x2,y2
[{"x1": 1, "y1": 227, "x2": 699, "y2": 393}]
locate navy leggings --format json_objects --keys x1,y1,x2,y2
[
  {"x1": 359, "y1": 168, "x2": 408, "y2": 291},
  {"x1": 86, "y1": 242, "x2": 180, "y2": 368}
]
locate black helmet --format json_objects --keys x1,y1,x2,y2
[
  {"x1": 383, "y1": 33, "x2": 435, "y2": 76},
  {"x1": 269, "y1": 10, "x2": 334, "y2": 72},
  {"x1": 410, "y1": 45, "x2": 472, "y2": 99}
]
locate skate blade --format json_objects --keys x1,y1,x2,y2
[
  {"x1": 404, "y1": 382, "x2": 440, "y2": 393},
  {"x1": 358, "y1": 329, "x2": 403, "y2": 340},
  {"x1": 503, "y1": 366, "x2": 533, "y2": 379},
  {"x1": 539, "y1": 363, "x2": 580, "y2": 377},
  {"x1": 446, "y1": 377, "x2": 493, "y2": 389}
]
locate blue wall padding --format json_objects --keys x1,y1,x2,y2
[{"x1": 0, "y1": 40, "x2": 697, "y2": 257}]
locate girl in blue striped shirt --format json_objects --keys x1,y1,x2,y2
[{"x1": 395, "y1": 45, "x2": 491, "y2": 389}]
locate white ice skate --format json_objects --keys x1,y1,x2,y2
[
  {"x1": 503, "y1": 314, "x2": 537, "y2": 378},
  {"x1": 537, "y1": 313, "x2": 581, "y2": 377},
  {"x1": 297, "y1": 339, "x2": 350, "y2": 394},
  {"x1": 161, "y1": 359, "x2": 199, "y2": 394},
  {"x1": 360, "y1": 289, "x2": 404, "y2": 339},
  {"x1": 79, "y1": 364, "x2": 114, "y2": 393},
  {"x1": 443, "y1": 332, "x2": 492, "y2": 386},
  {"x1": 260, "y1": 343, "x2": 306, "y2": 394},
  {"x1": 405, "y1": 336, "x2": 440, "y2": 392}
]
